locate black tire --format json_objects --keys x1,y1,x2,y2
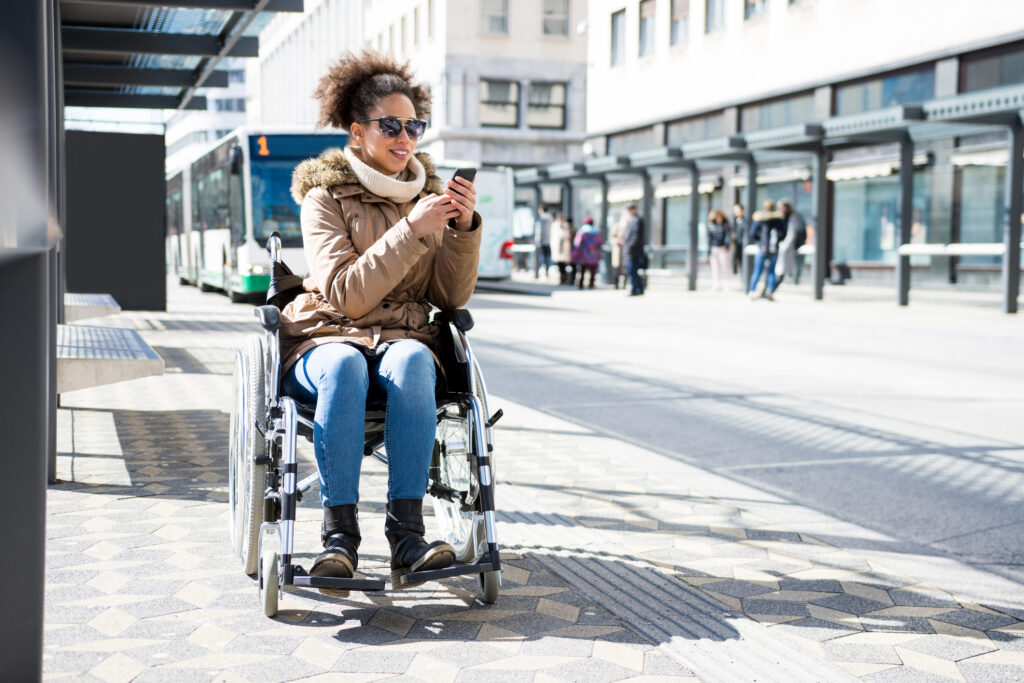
[{"x1": 229, "y1": 334, "x2": 266, "y2": 575}]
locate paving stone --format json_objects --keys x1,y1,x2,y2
[
  {"x1": 957, "y1": 662, "x2": 1024, "y2": 682},
  {"x1": 821, "y1": 641, "x2": 903, "y2": 665},
  {"x1": 771, "y1": 617, "x2": 858, "y2": 642},
  {"x1": 811, "y1": 593, "x2": 891, "y2": 616},
  {"x1": 859, "y1": 613, "x2": 936, "y2": 634},
  {"x1": 703, "y1": 580, "x2": 777, "y2": 599},
  {"x1": 931, "y1": 608, "x2": 1016, "y2": 632},
  {"x1": 861, "y1": 665, "x2": 960, "y2": 682},
  {"x1": 455, "y1": 670, "x2": 534, "y2": 683},
  {"x1": 900, "y1": 634, "x2": 996, "y2": 661},
  {"x1": 889, "y1": 588, "x2": 960, "y2": 609},
  {"x1": 642, "y1": 651, "x2": 696, "y2": 676},
  {"x1": 740, "y1": 598, "x2": 810, "y2": 617},
  {"x1": 540, "y1": 656, "x2": 642, "y2": 683}
]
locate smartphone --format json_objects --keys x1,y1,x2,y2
[{"x1": 452, "y1": 167, "x2": 477, "y2": 184}]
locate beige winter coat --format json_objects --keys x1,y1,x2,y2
[{"x1": 279, "y1": 149, "x2": 482, "y2": 374}]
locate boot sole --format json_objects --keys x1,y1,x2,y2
[
  {"x1": 309, "y1": 553, "x2": 355, "y2": 598},
  {"x1": 391, "y1": 545, "x2": 456, "y2": 590}
]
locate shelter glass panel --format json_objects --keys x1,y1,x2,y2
[
  {"x1": 958, "y1": 164, "x2": 1004, "y2": 266},
  {"x1": 962, "y1": 46, "x2": 1024, "y2": 92},
  {"x1": 832, "y1": 171, "x2": 932, "y2": 264},
  {"x1": 671, "y1": 0, "x2": 689, "y2": 45},
  {"x1": 740, "y1": 93, "x2": 815, "y2": 131},
  {"x1": 480, "y1": 79, "x2": 520, "y2": 127},
  {"x1": 835, "y1": 69, "x2": 935, "y2": 116}
]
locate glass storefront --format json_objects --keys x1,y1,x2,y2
[
  {"x1": 957, "y1": 164, "x2": 1004, "y2": 266},
  {"x1": 832, "y1": 170, "x2": 932, "y2": 264}
]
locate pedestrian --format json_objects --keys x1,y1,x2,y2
[
  {"x1": 610, "y1": 210, "x2": 629, "y2": 289},
  {"x1": 550, "y1": 212, "x2": 576, "y2": 285},
  {"x1": 706, "y1": 209, "x2": 731, "y2": 292},
  {"x1": 534, "y1": 205, "x2": 553, "y2": 278},
  {"x1": 731, "y1": 203, "x2": 746, "y2": 276},
  {"x1": 781, "y1": 200, "x2": 807, "y2": 286},
  {"x1": 623, "y1": 202, "x2": 647, "y2": 296},
  {"x1": 748, "y1": 199, "x2": 787, "y2": 300},
  {"x1": 571, "y1": 216, "x2": 604, "y2": 289},
  {"x1": 280, "y1": 50, "x2": 482, "y2": 592},
  {"x1": 771, "y1": 200, "x2": 800, "y2": 293}
]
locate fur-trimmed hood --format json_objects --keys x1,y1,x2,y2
[{"x1": 290, "y1": 148, "x2": 444, "y2": 205}]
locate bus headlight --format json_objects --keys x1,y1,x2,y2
[{"x1": 249, "y1": 264, "x2": 267, "y2": 275}]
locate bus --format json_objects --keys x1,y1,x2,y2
[{"x1": 167, "y1": 128, "x2": 512, "y2": 301}]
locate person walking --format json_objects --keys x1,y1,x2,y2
[
  {"x1": 706, "y1": 209, "x2": 731, "y2": 292},
  {"x1": 731, "y1": 203, "x2": 747, "y2": 277},
  {"x1": 610, "y1": 211, "x2": 629, "y2": 289},
  {"x1": 748, "y1": 199, "x2": 787, "y2": 300},
  {"x1": 571, "y1": 216, "x2": 604, "y2": 289},
  {"x1": 623, "y1": 202, "x2": 646, "y2": 296},
  {"x1": 533, "y1": 205, "x2": 553, "y2": 279},
  {"x1": 550, "y1": 212, "x2": 576, "y2": 285},
  {"x1": 771, "y1": 200, "x2": 799, "y2": 294}
]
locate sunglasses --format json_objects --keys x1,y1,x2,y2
[{"x1": 358, "y1": 116, "x2": 427, "y2": 140}]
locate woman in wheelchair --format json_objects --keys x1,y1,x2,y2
[{"x1": 278, "y1": 51, "x2": 481, "y2": 593}]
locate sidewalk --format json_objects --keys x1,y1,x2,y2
[{"x1": 45, "y1": 279, "x2": 1024, "y2": 682}]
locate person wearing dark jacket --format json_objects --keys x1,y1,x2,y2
[
  {"x1": 622, "y1": 203, "x2": 646, "y2": 296},
  {"x1": 747, "y1": 199, "x2": 787, "y2": 300},
  {"x1": 706, "y1": 209, "x2": 731, "y2": 291}
]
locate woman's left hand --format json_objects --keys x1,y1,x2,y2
[{"x1": 444, "y1": 177, "x2": 477, "y2": 231}]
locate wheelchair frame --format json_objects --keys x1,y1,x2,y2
[{"x1": 231, "y1": 235, "x2": 503, "y2": 616}]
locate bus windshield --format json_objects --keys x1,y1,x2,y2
[{"x1": 248, "y1": 134, "x2": 348, "y2": 248}]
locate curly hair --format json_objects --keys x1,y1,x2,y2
[{"x1": 314, "y1": 50, "x2": 431, "y2": 131}]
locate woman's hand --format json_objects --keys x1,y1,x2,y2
[
  {"x1": 407, "y1": 193, "x2": 461, "y2": 238},
  {"x1": 444, "y1": 176, "x2": 477, "y2": 231}
]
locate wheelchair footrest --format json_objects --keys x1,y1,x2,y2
[
  {"x1": 398, "y1": 554, "x2": 501, "y2": 586},
  {"x1": 288, "y1": 567, "x2": 385, "y2": 592}
]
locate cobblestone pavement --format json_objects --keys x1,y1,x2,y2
[{"x1": 45, "y1": 280, "x2": 1024, "y2": 682}]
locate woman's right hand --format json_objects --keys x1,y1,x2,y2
[{"x1": 407, "y1": 193, "x2": 461, "y2": 239}]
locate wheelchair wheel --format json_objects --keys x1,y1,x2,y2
[
  {"x1": 432, "y1": 411, "x2": 477, "y2": 562},
  {"x1": 229, "y1": 334, "x2": 266, "y2": 575},
  {"x1": 260, "y1": 550, "x2": 279, "y2": 618}
]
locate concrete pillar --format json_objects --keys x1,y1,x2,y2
[
  {"x1": 897, "y1": 135, "x2": 914, "y2": 306},
  {"x1": 600, "y1": 175, "x2": 612, "y2": 284},
  {"x1": 1004, "y1": 122, "x2": 1023, "y2": 314},
  {"x1": 743, "y1": 158, "x2": 757, "y2": 291},
  {"x1": 533, "y1": 185, "x2": 542, "y2": 277},
  {"x1": 688, "y1": 164, "x2": 699, "y2": 291}
]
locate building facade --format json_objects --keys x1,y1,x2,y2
[
  {"x1": 249, "y1": 0, "x2": 589, "y2": 169},
  {"x1": 574, "y1": 0, "x2": 1024, "y2": 285}
]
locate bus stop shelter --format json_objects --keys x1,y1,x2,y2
[
  {"x1": 0, "y1": 2, "x2": 301, "y2": 678},
  {"x1": 514, "y1": 84, "x2": 1024, "y2": 314}
]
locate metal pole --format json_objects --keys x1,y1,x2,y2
[
  {"x1": 1004, "y1": 121, "x2": 1023, "y2": 314},
  {"x1": 897, "y1": 134, "x2": 914, "y2": 307},
  {"x1": 533, "y1": 185, "x2": 542, "y2": 278},
  {"x1": 642, "y1": 170, "x2": 653, "y2": 267},
  {"x1": 812, "y1": 148, "x2": 828, "y2": 300},
  {"x1": 600, "y1": 175, "x2": 612, "y2": 284},
  {"x1": 687, "y1": 163, "x2": 699, "y2": 291},
  {"x1": 743, "y1": 157, "x2": 757, "y2": 293}
]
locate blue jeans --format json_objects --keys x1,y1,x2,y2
[
  {"x1": 282, "y1": 340, "x2": 437, "y2": 506},
  {"x1": 749, "y1": 252, "x2": 778, "y2": 294},
  {"x1": 627, "y1": 255, "x2": 645, "y2": 294}
]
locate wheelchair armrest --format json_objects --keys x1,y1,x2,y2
[
  {"x1": 254, "y1": 305, "x2": 281, "y2": 332},
  {"x1": 434, "y1": 308, "x2": 474, "y2": 332}
]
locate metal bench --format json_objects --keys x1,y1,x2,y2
[
  {"x1": 896, "y1": 242, "x2": 1013, "y2": 257},
  {"x1": 63, "y1": 292, "x2": 121, "y2": 322},
  {"x1": 57, "y1": 323, "x2": 164, "y2": 393}
]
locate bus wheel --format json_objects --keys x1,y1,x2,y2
[
  {"x1": 199, "y1": 279, "x2": 215, "y2": 292},
  {"x1": 229, "y1": 288, "x2": 247, "y2": 304}
]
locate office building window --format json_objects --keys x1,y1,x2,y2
[
  {"x1": 428, "y1": 0, "x2": 434, "y2": 38},
  {"x1": 543, "y1": 0, "x2": 569, "y2": 35},
  {"x1": 962, "y1": 46, "x2": 1024, "y2": 93},
  {"x1": 527, "y1": 82, "x2": 567, "y2": 129},
  {"x1": 639, "y1": 0, "x2": 656, "y2": 57},
  {"x1": 413, "y1": 7, "x2": 420, "y2": 46},
  {"x1": 401, "y1": 17, "x2": 407, "y2": 53},
  {"x1": 607, "y1": 127, "x2": 655, "y2": 155},
  {"x1": 705, "y1": 0, "x2": 724, "y2": 32},
  {"x1": 482, "y1": 0, "x2": 509, "y2": 34},
  {"x1": 213, "y1": 97, "x2": 246, "y2": 112},
  {"x1": 228, "y1": 69, "x2": 245, "y2": 84},
  {"x1": 671, "y1": 0, "x2": 689, "y2": 45},
  {"x1": 835, "y1": 68, "x2": 935, "y2": 116},
  {"x1": 740, "y1": 93, "x2": 815, "y2": 131},
  {"x1": 480, "y1": 79, "x2": 519, "y2": 127},
  {"x1": 666, "y1": 112, "x2": 724, "y2": 145},
  {"x1": 744, "y1": 0, "x2": 769, "y2": 20},
  {"x1": 611, "y1": 9, "x2": 626, "y2": 66}
]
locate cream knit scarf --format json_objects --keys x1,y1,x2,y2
[{"x1": 344, "y1": 146, "x2": 426, "y2": 204}]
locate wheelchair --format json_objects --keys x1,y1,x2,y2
[{"x1": 228, "y1": 234, "x2": 503, "y2": 617}]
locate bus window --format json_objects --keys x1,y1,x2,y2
[{"x1": 250, "y1": 159, "x2": 303, "y2": 248}]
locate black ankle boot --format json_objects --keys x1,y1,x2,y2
[
  {"x1": 385, "y1": 499, "x2": 455, "y2": 589},
  {"x1": 310, "y1": 504, "x2": 360, "y2": 597}
]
